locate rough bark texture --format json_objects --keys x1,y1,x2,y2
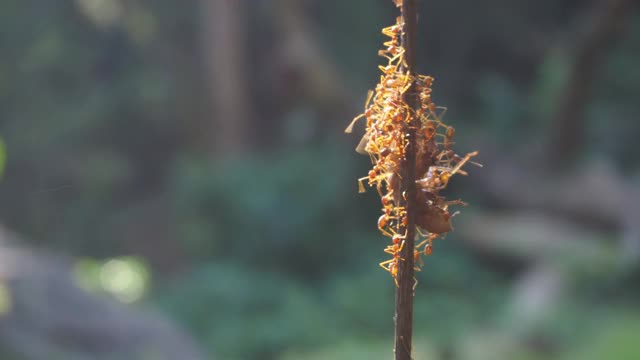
[{"x1": 394, "y1": 1, "x2": 418, "y2": 359}]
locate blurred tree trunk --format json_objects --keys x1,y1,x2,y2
[
  {"x1": 199, "y1": 0, "x2": 250, "y2": 156},
  {"x1": 272, "y1": 0, "x2": 353, "y2": 130},
  {"x1": 546, "y1": 0, "x2": 635, "y2": 169},
  {"x1": 276, "y1": 0, "x2": 348, "y2": 103}
]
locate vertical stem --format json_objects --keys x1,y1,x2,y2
[{"x1": 394, "y1": 1, "x2": 418, "y2": 359}]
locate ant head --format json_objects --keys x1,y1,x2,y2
[
  {"x1": 423, "y1": 121, "x2": 436, "y2": 139},
  {"x1": 445, "y1": 126, "x2": 455, "y2": 139}
]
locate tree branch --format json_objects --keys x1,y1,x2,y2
[{"x1": 394, "y1": 1, "x2": 418, "y2": 359}]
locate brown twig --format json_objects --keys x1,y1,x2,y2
[{"x1": 394, "y1": 1, "x2": 418, "y2": 359}]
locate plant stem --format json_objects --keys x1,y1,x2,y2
[{"x1": 394, "y1": 1, "x2": 418, "y2": 359}]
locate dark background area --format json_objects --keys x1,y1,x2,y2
[{"x1": 0, "y1": 0, "x2": 639, "y2": 359}]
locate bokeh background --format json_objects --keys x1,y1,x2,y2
[{"x1": 0, "y1": 0, "x2": 639, "y2": 359}]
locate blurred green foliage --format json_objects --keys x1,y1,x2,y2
[
  {"x1": 0, "y1": 1, "x2": 639, "y2": 360},
  {"x1": 169, "y1": 144, "x2": 360, "y2": 275},
  {"x1": 74, "y1": 256, "x2": 151, "y2": 303}
]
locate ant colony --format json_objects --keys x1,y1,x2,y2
[{"x1": 346, "y1": 13, "x2": 481, "y2": 286}]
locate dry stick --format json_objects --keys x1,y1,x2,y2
[{"x1": 394, "y1": 1, "x2": 419, "y2": 360}]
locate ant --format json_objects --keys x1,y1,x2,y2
[
  {"x1": 416, "y1": 151, "x2": 479, "y2": 191},
  {"x1": 380, "y1": 239, "x2": 405, "y2": 285}
]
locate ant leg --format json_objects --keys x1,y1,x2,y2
[
  {"x1": 442, "y1": 199, "x2": 468, "y2": 207},
  {"x1": 416, "y1": 227, "x2": 430, "y2": 238},
  {"x1": 345, "y1": 113, "x2": 365, "y2": 134},
  {"x1": 416, "y1": 239, "x2": 429, "y2": 249},
  {"x1": 386, "y1": 50, "x2": 405, "y2": 65},
  {"x1": 346, "y1": 90, "x2": 375, "y2": 134},
  {"x1": 357, "y1": 177, "x2": 368, "y2": 193},
  {"x1": 379, "y1": 259, "x2": 394, "y2": 271},
  {"x1": 414, "y1": 250, "x2": 424, "y2": 269},
  {"x1": 449, "y1": 151, "x2": 479, "y2": 176},
  {"x1": 435, "y1": 106, "x2": 448, "y2": 120},
  {"x1": 355, "y1": 131, "x2": 371, "y2": 155}
]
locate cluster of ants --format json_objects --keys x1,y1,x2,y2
[{"x1": 346, "y1": 14, "x2": 480, "y2": 285}]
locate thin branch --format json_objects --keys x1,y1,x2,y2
[{"x1": 394, "y1": 1, "x2": 418, "y2": 359}]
